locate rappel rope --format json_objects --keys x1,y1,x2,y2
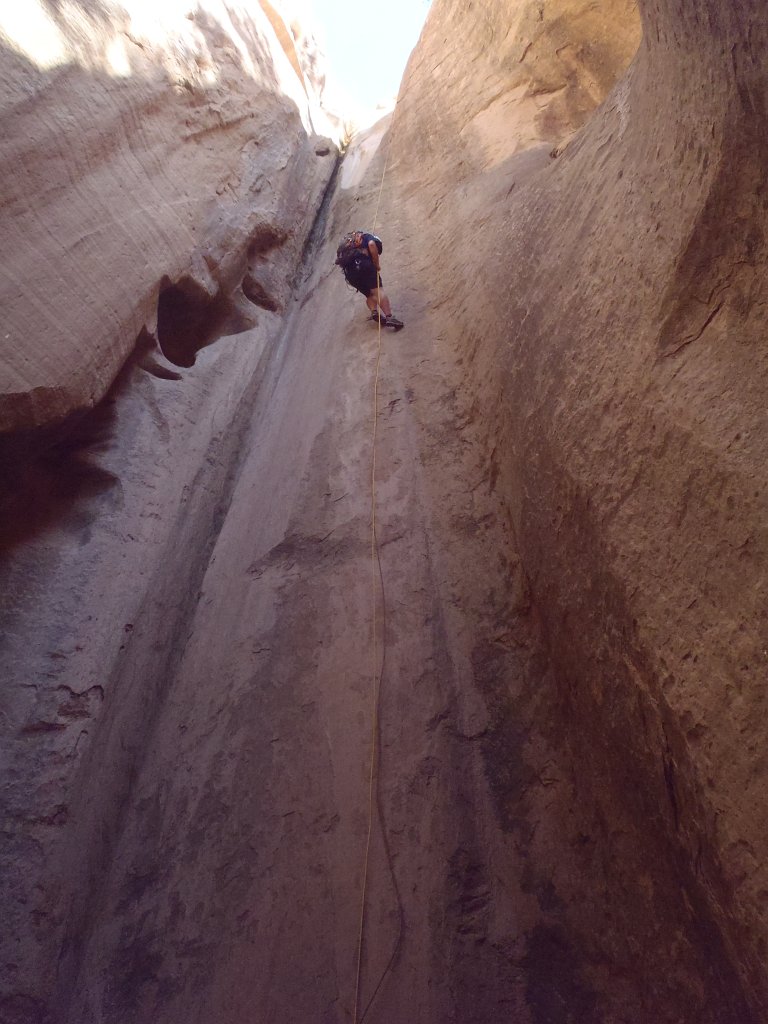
[{"x1": 352, "y1": 136, "x2": 398, "y2": 1024}]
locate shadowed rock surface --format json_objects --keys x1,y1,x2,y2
[
  {"x1": 391, "y1": 0, "x2": 768, "y2": 1014},
  {"x1": 1, "y1": 0, "x2": 767, "y2": 1022}
]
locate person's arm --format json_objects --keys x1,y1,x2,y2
[{"x1": 367, "y1": 238, "x2": 381, "y2": 273}]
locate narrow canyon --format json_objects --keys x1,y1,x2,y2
[{"x1": 1, "y1": 1, "x2": 767, "y2": 1022}]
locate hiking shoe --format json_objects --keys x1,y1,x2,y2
[{"x1": 368, "y1": 310, "x2": 387, "y2": 324}]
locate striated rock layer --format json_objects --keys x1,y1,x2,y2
[
  {"x1": 0, "y1": 0, "x2": 339, "y2": 431},
  {"x1": 0, "y1": 1, "x2": 342, "y2": 1019}
]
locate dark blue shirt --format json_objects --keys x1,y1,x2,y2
[{"x1": 360, "y1": 232, "x2": 382, "y2": 255}]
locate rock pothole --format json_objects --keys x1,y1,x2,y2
[{"x1": 156, "y1": 276, "x2": 234, "y2": 368}]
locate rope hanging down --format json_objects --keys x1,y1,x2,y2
[{"x1": 352, "y1": 134, "x2": 404, "y2": 1024}]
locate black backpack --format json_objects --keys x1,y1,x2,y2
[{"x1": 335, "y1": 232, "x2": 382, "y2": 273}]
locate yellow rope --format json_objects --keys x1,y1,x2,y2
[{"x1": 352, "y1": 144, "x2": 390, "y2": 1024}]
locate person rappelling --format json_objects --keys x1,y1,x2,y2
[{"x1": 335, "y1": 230, "x2": 404, "y2": 330}]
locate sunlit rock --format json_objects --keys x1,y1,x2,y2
[{"x1": 0, "y1": 0, "x2": 340, "y2": 431}]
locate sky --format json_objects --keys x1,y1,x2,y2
[{"x1": 307, "y1": 0, "x2": 432, "y2": 122}]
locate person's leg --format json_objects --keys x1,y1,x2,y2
[{"x1": 367, "y1": 287, "x2": 392, "y2": 317}]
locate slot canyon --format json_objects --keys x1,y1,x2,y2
[{"x1": 1, "y1": 1, "x2": 767, "y2": 1021}]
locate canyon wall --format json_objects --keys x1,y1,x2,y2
[
  {"x1": 0, "y1": 2, "x2": 341, "y2": 1020},
  {"x1": 392, "y1": 0, "x2": 768, "y2": 1013},
  {"x1": 2, "y1": 0, "x2": 768, "y2": 1020},
  {"x1": 0, "y1": 0, "x2": 338, "y2": 431}
]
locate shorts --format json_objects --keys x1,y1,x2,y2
[{"x1": 345, "y1": 258, "x2": 382, "y2": 296}]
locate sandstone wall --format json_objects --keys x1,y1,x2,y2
[
  {"x1": 3, "y1": 0, "x2": 768, "y2": 1019},
  {"x1": 392, "y1": 0, "x2": 768, "y2": 1013},
  {"x1": 0, "y1": 0, "x2": 338, "y2": 431},
  {"x1": 393, "y1": 0, "x2": 640, "y2": 177},
  {"x1": 0, "y1": 2, "x2": 341, "y2": 1018}
]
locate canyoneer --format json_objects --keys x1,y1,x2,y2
[{"x1": 335, "y1": 230, "x2": 404, "y2": 330}]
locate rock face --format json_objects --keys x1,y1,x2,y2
[
  {"x1": 393, "y1": 0, "x2": 640, "y2": 177},
  {"x1": 391, "y1": 0, "x2": 768, "y2": 1015},
  {"x1": 2, "y1": 0, "x2": 768, "y2": 1021},
  {"x1": 0, "y1": 0, "x2": 338, "y2": 431}
]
